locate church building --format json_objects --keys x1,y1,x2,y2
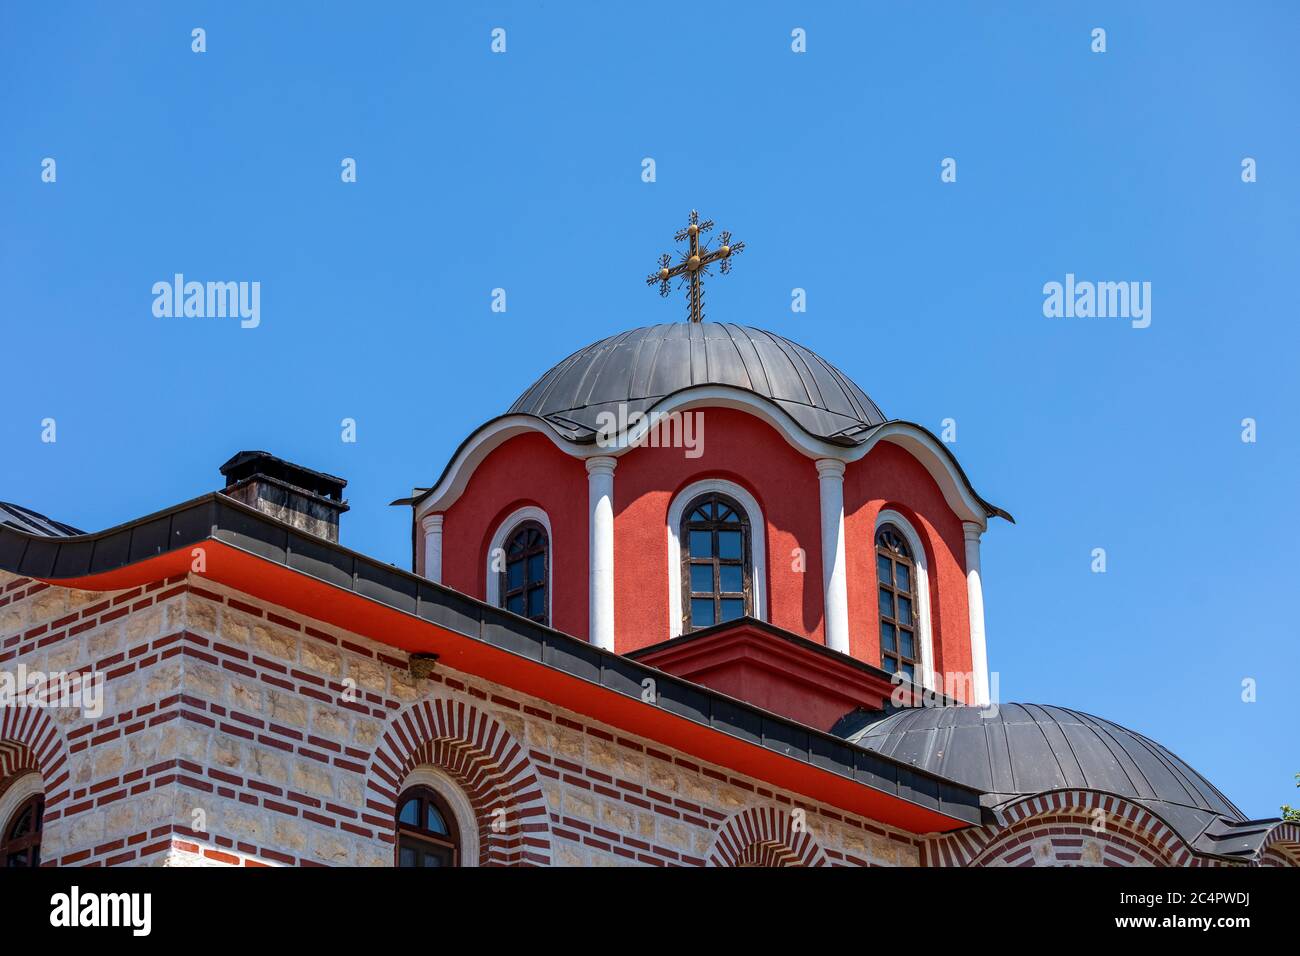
[{"x1": 1, "y1": 214, "x2": 1295, "y2": 868}]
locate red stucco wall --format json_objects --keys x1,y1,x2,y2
[
  {"x1": 431, "y1": 409, "x2": 973, "y2": 698},
  {"x1": 612, "y1": 408, "x2": 825, "y2": 654},
  {"x1": 843, "y1": 441, "x2": 973, "y2": 697},
  {"x1": 438, "y1": 432, "x2": 591, "y2": 640}
]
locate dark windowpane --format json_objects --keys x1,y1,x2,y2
[
  {"x1": 718, "y1": 564, "x2": 743, "y2": 593},
  {"x1": 681, "y1": 493, "x2": 752, "y2": 632},
  {"x1": 691, "y1": 598, "x2": 715, "y2": 627},
  {"x1": 690, "y1": 564, "x2": 713, "y2": 594},
  {"x1": 398, "y1": 798, "x2": 419, "y2": 826},
  {"x1": 501, "y1": 522, "x2": 548, "y2": 625},
  {"x1": 881, "y1": 528, "x2": 910, "y2": 558},
  {"x1": 898, "y1": 596, "x2": 913, "y2": 627},
  {"x1": 717, "y1": 530, "x2": 742, "y2": 559},
  {"x1": 877, "y1": 524, "x2": 919, "y2": 676},
  {"x1": 689, "y1": 530, "x2": 713, "y2": 558},
  {"x1": 10, "y1": 808, "x2": 32, "y2": 837},
  {"x1": 880, "y1": 622, "x2": 896, "y2": 652},
  {"x1": 396, "y1": 787, "x2": 459, "y2": 868},
  {"x1": 883, "y1": 654, "x2": 898, "y2": 672}
]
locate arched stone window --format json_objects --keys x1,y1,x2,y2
[
  {"x1": 485, "y1": 506, "x2": 553, "y2": 627},
  {"x1": 1, "y1": 792, "x2": 43, "y2": 868},
  {"x1": 395, "y1": 785, "x2": 461, "y2": 868},
  {"x1": 680, "y1": 492, "x2": 752, "y2": 631},
  {"x1": 876, "y1": 524, "x2": 920, "y2": 682},
  {"x1": 501, "y1": 521, "x2": 549, "y2": 625}
]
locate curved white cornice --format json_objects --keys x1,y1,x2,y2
[
  {"x1": 411, "y1": 387, "x2": 1007, "y2": 529},
  {"x1": 412, "y1": 415, "x2": 590, "y2": 519}
]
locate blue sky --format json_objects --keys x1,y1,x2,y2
[{"x1": 2, "y1": 2, "x2": 1296, "y2": 819}]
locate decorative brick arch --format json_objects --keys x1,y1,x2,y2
[
  {"x1": 0, "y1": 706, "x2": 71, "y2": 816},
  {"x1": 937, "y1": 791, "x2": 1193, "y2": 867},
  {"x1": 1254, "y1": 823, "x2": 1300, "y2": 867},
  {"x1": 708, "y1": 806, "x2": 828, "y2": 867},
  {"x1": 365, "y1": 698, "x2": 551, "y2": 866}
]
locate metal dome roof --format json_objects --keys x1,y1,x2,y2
[
  {"x1": 507, "y1": 323, "x2": 887, "y2": 444},
  {"x1": 843, "y1": 704, "x2": 1245, "y2": 837}
]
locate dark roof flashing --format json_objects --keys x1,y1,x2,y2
[{"x1": 0, "y1": 501, "x2": 84, "y2": 538}]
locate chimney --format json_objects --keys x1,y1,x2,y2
[{"x1": 218, "y1": 451, "x2": 348, "y2": 543}]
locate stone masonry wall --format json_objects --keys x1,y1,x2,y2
[{"x1": 0, "y1": 570, "x2": 921, "y2": 867}]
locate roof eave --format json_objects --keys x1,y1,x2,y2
[{"x1": 0, "y1": 493, "x2": 987, "y2": 835}]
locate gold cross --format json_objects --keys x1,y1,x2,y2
[{"x1": 646, "y1": 210, "x2": 745, "y2": 323}]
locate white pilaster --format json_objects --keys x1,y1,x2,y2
[
  {"x1": 586, "y1": 456, "x2": 617, "y2": 651},
  {"x1": 421, "y1": 513, "x2": 444, "y2": 583},
  {"x1": 963, "y1": 521, "x2": 990, "y2": 707},
  {"x1": 816, "y1": 459, "x2": 850, "y2": 655}
]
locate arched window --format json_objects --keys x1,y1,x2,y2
[
  {"x1": 2, "y1": 793, "x2": 43, "y2": 868},
  {"x1": 681, "y1": 492, "x2": 752, "y2": 631},
  {"x1": 396, "y1": 785, "x2": 460, "y2": 868},
  {"x1": 501, "y1": 521, "x2": 548, "y2": 626},
  {"x1": 877, "y1": 524, "x2": 920, "y2": 682}
]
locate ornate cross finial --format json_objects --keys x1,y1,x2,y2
[{"x1": 646, "y1": 210, "x2": 745, "y2": 323}]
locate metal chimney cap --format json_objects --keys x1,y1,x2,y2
[{"x1": 219, "y1": 450, "x2": 347, "y2": 502}]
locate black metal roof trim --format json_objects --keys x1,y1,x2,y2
[
  {"x1": 219, "y1": 450, "x2": 347, "y2": 500},
  {"x1": 0, "y1": 493, "x2": 987, "y2": 828}
]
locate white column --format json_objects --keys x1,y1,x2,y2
[
  {"x1": 586, "y1": 456, "x2": 617, "y2": 651},
  {"x1": 816, "y1": 459, "x2": 850, "y2": 655},
  {"x1": 963, "y1": 521, "x2": 991, "y2": 707},
  {"x1": 420, "y1": 514, "x2": 444, "y2": 583}
]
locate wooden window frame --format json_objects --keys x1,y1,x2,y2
[
  {"x1": 1, "y1": 793, "x2": 43, "y2": 868},
  {"x1": 500, "y1": 520, "x2": 549, "y2": 626},
  {"x1": 680, "y1": 492, "x2": 753, "y2": 633},
  {"x1": 876, "y1": 524, "x2": 920, "y2": 681},
  {"x1": 395, "y1": 785, "x2": 461, "y2": 868}
]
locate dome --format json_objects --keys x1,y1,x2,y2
[
  {"x1": 845, "y1": 703, "x2": 1244, "y2": 830},
  {"x1": 508, "y1": 323, "x2": 887, "y2": 444}
]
